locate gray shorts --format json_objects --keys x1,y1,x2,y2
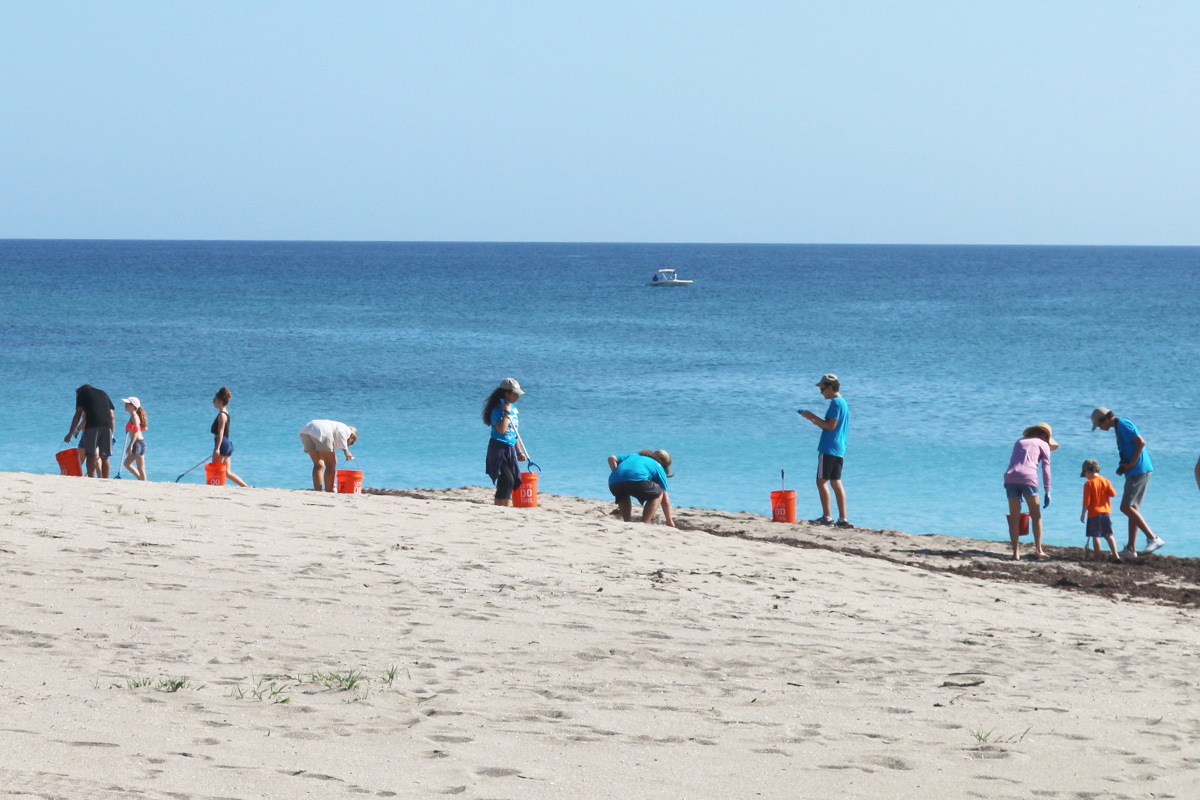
[
  {"x1": 300, "y1": 432, "x2": 335, "y2": 453},
  {"x1": 1122, "y1": 471, "x2": 1151, "y2": 508},
  {"x1": 80, "y1": 426, "x2": 113, "y2": 458}
]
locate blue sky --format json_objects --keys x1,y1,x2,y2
[{"x1": 2, "y1": 2, "x2": 1197, "y2": 244}]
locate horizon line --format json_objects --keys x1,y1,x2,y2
[{"x1": 2, "y1": 237, "x2": 1197, "y2": 249}]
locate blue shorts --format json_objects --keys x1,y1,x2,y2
[
  {"x1": 1004, "y1": 483, "x2": 1036, "y2": 500},
  {"x1": 1086, "y1": 514, "x2": 1113, "y2": 538},
  {"x1": 218, "y1": 437, "x2": 234, "y2": 457},
  {"x1": 131, "y1": 439, "x2": 146, "y2": 457}
]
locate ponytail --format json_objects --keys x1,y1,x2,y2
[
  {"x1": 482, "y1": 387, "x2": 507, "y2": 426},
  {"x1": 137, "y1": 406, "x2": 148, "y2": 431}
]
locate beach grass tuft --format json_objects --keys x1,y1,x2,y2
[
  {"x1": 970, "y1": 726, "x2": 1030, "y2": 745},
  {"x1": 109, "y1": 675, "x2": 196, "y2": 692}
]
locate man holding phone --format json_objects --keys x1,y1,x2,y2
[{"x1": 799, "y1": 373, "x2": 850, "y2": 527}]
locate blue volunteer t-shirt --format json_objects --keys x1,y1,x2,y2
[
  {"x1": 490, "y1": 405, "x2": 518, "y2": 445},
  {"x1": 1115, "y1": 417, "x2": 1152, "y2": 476},
  {"x1": 608, "y1": 454, "x2": 669, "y2": 490},
  {"x1": 817, "y1": 396, "x2": 849, "y2": 457}
]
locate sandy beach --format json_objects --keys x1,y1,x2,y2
[{"x1": 2, "y1": 472, "x2": 1199, "y2": 799}]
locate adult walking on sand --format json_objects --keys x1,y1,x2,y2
[
  {"x1": 210, "y1": 387, "x2": 249, "y2": 488},
  {"x1": 483, "y1": 378, "x2": 527, "y2": 506},
  {"x1": 798, "y1": 373, "x2": 850, "y2": 527},
  {"x1": 64, "y1": 384, "x2": 115, "y2": 478},
  {"x1": 607, "y1": 450, "x2": 675, "y2": 526},
  {"x1": 299, "y1": 419, "x2": 358, "y2": 492},
  {"x1": 1003, "y1": 422, "x2": 1057, "y2": 561},
  {"x1": 1090, "y1": 407, "x2": 1165, "y2": 557}
]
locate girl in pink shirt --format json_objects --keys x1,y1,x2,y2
[{"x1": 1003, "y1": 422, "x2": 1057, "y2": 560}]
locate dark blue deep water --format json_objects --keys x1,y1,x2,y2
[{"x1": 2, "y1": 241, "x2": 1198, "y2": 552}]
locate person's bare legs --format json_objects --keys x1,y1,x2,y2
[
  {"x1": 1104, "y1": 535, "x2": 1120, "y2": 559},
  {"x1": 124, "y1": 452, "x2": 146, "y2": 480},
  {"x1": 216, "y1": 455, "x2": 249, "y2": 488},
  {"x1": 830, "y1": 478, "x2": 847, "y2": 521},
  {"x1": 308, "y1": 450, "x2": 337, "y2": 491},
  {"x1": 1028, "y1": 495, "x2": 1046, "y2": 557},
  {"x1": 1007, "y1": 496, "x2": 1023, "y2": 560},
  {"x1": 816, "y1": 477, "x2": 832, "y2": 519},
  {"x1": 616, "y1": 497, "x2": 633, "y2": 521},
  {"x1": 642, "y1": 495, "x2": 663, "y2": 523},
  {"x1": 1121, "y1": 502, "x2": 1154, "y2": 550}
]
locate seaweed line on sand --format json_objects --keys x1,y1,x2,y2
[{"x1": 364, "y1": 487, "x2": 1200, "y2": 609}]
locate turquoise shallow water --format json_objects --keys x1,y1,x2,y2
[{"x1": 2, "y1": 240, "x2": 1199, "y2": 553}]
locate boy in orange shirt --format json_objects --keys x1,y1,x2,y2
[{"x1": 1081, "y1": 459, "x2": 1119, "y2": 560}]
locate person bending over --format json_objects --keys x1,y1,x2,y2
[
  {"x1": 607, "y1": 450, "x2": 675, "y2": 526},
  {"x1": 299, "y1": 419, "x2": 358, "y2": 492}
]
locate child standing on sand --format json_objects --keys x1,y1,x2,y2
[
  {"x1": 121, "y1": 397, "x2": 148, "y2": 480},
  {"x1": 1080, "y1": 459, "x2": 1120, "y2": 561}
]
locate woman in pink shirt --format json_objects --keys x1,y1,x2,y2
[{"x1": 1003, "y1": 422, "x2": 1057, "y2": 560}]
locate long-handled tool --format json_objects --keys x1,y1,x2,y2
[
  {"x1": 175, "y1": 456, "x2": 210, "y2": 483},
  {"x1": 114, "y1": 433, "x2": 129, "y2": 479},
  {"x1": 514, "y1": 431, "x2": 540, "y2": 473}
]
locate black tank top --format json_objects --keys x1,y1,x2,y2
[{"x1": 211, "y1": 410, "x2": 230, "y2": 438}]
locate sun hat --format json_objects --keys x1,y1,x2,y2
[
  {"x1": 1090, "y1": 407, "x2": 1113, "y2": 430},
  {"x1": 816, "y1": 373, "x2": 839, "y2": 387},
  {"x1": 121, "y1": 396, "x2": 141, "y2": 408},
  {"x1": 1023, "y1": 422, "x2": 1059, "y2": 450},
  {"x1": 1080, "y1": 458, "x2": 1101, "y2": 477},
  {"x1": 499, "y1": 378, "x2": 524, "y2": 395}
]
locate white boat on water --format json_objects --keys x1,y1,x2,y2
[{"x1": 646, "y1": 269, "x2": 693, "y2": 287}]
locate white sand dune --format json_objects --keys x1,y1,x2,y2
[{"x1": 1, "y1": 472, "x2": 1198, "y2": 799}]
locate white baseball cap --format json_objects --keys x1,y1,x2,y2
[{"x1": 121, "y1": 396, "x2": 141, "y2": 408}]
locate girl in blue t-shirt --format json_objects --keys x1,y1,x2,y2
[{"x1": 482, "y1": 378, "x2": 527, "y2": 506}]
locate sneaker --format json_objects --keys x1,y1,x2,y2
[
  {"x1": 811, "y1": 516, "x2": 833, "y2": 526},
  {"x1": 1141, "y1": 537, "x2": 1165, "y2": 555},
  {"x1": 1119, "y1": 547, "x2": 1138, "y2": 559},
  {"x1": 834, "y1": 519, "x2": 853, "y2": 529}
]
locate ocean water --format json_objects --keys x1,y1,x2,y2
[{"x1": 2, "y1": 240, "x2": 1199, "y2": 554}]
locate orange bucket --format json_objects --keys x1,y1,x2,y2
[
  {"x1": 771, "y1": 489, "x2": 796, "y2": 523},
  {"x1": 336, "y1": 469, "x2": 363, "y2": 494},
  {"x1": 513, "y1": 470, "x2": 538, "y2": 508},
  {"x1": 1007, "y1": 512, "x2": 1030, "y2": 536},
  {"x1": 205, "y1": 462, "x2": 228, "y2": 486},
  {"x1": 56, "y1": 448, "x2": 83, "y2": 477}
]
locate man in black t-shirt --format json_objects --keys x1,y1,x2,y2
[{"x1": 64, "y1": 384, "x2": 115, "y2": 478}]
